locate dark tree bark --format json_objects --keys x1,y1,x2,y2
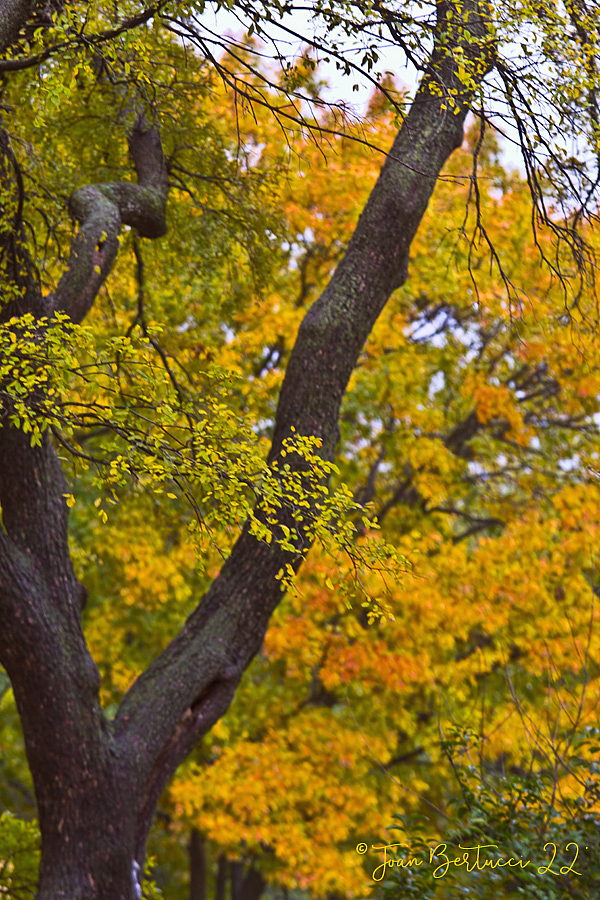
[
  {"x1": 231, "y1": 860, "x2": 265, "y2": 900},
  {"x1": 215, "y1": 855, "x2": 227, "y2": 900},
  {"x1": 0, "y1": 0, "x2": 34, "y2": 52},
  {"x1": 0, "y1": 1, "x2": 493, "y2": 898},
  {"x1": 237, "y1": 864, "x2": 265, "y2": 900},
  {"x1": 231, "y1": 860, "x2": 243, "y2": 900},
  {"x1": 189, "y1": 830, "x2": 206, "y2": 900}
]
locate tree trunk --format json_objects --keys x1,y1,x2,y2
[
  {"x1": 231, "y1": 859, "x2": 265, "y2": 900},
  {"x1": 238, "y1": 865, "x2": 265, "y2": 900},
  {"x1": 0, "y1": 2, "x2": 492, "y2": 897},
  {"x1": 215, "y1": 855, "x2": 227, "y2": 900},
  {"x1": 231, "y1": 861, "x2": 243, "y2": 900},
  {"x1": 189, "y1": 830, "x2": 207, "y2": 900}
]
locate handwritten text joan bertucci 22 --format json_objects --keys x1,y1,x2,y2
[{"x1": 355, "y1": 841, "x2": 586, "y2": 882}]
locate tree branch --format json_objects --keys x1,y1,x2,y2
[
  {"x1": 50, "y1": 117, "x2": 168, "y2": 324},
  {"x1": 0, "y1": 1, "x2": 167, "y2": 71}
]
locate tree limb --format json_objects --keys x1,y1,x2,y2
[
  {"x1": 0, "y1": 1, "x2": 167, "y2": 71},
  {"x1": 50, "y1": 116, "x2": 168, "y2": 324}
]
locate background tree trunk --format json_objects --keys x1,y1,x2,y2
[
  {"x1": 215, "y1": 855, "x2": 227, "y2": 900},
  {"x1": 189, "y1": 830, "x2": 207, "y2": 900}
]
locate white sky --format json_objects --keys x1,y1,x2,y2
[
  {"x1": 199, "y1": 4, "x2": 524, "y2": 170},
  {"x1": 199, "y1": 4, "x2": 419, "y2": 114}
]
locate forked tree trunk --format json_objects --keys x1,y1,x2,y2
[{"x1": 0, "y1": 2, "x2": 492, "y2": 897}]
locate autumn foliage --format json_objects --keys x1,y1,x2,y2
[{"x1": 2, "y1": 33, "x2": 600, "y2": 900}]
